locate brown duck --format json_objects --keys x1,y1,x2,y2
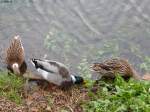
[
  {"x1": 5, "y1": 35, "x2": 27, "y2": 75},
  {"x1": 91, "y1": 58, "x2": 141, "y2": 80}
]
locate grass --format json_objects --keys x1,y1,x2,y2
[
  {"x1": 0, "y1": 72, "x2": 150, "y2": 112},
  {"x1": 82, "y1": 75, "x2": 150, "y2": 112},
  {"x1": 0, "y1": 71, "x2": 24, "y2": 104},
  {"x1": 0, "y1": 71, "x2": 150, "y2": 111}
]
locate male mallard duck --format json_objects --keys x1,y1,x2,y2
[
  {"x1": 30, "y1": 58, "x2": 84, "y2": 88},
  {"x1": 5, "y1": 35, "x2": 27, "y2": 75},
  {"x1": 91, "y1": 58, "x2": 141, "y2": 80}
]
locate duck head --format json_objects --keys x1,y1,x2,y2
[{"x1": 71, "y1": 75, "x2": 84, "y2": 84}]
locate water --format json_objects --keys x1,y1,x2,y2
[{"x1": 0, "y1": 0, "x2": 149, "y2": 76}]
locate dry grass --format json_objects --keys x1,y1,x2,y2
[
  {"x1": 0, "y1": 71, "x2": 89, "y2": 112},
  {"x1": 0, "y1": 82, "x2": 88, "y2": 112},
  {"x1": 0, "y1": 97, "x2": 27, "y2": 112},
  {"x1": 24, "y1": 83, "x2": 88, "y2": 112}
]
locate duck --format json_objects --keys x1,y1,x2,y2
[
  {"x1": 90, "y1": 58, "x2": 141, "y2": 80},
  {"x1": 5, "y1": 35, "x2": 27, "y2": 75},
  {"x1": 30, "y1": 58, "x2": 84, "y2": 88}
]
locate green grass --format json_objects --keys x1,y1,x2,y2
[
  {"x1": 0, "y1": 71, "x2": 24, "y2": 104},
  {"x1": 82, "y1": 75, "x2": 150, "y2": 112}
]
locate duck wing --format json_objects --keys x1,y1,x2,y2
[
  {"x1": 101, "y1": 59, "x2": 122, "y2": 70},
  {"x1": 98, "y1": 58, "x2": 134, "y2": 76},
  {"x1": 46, "y1": 60, "x2": 70, "y2": 78},
  {"x1": 33, "y1": 59, "x2": 70, "y2": 78},
  {"x1": 97, "y1": 63, "x2": 115, "y2": 71}
]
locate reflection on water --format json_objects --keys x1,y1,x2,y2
[{"x1": 0, "y1": 0, "x2": 150, "y2": 76}]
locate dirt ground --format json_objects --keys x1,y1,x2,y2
[{"x1": 0, "y1": 82, "x2": 89, "y2": 112}]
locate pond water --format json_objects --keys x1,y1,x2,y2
[{"x1": 0, "y1": 0, "x2": 149, "y2": 77}]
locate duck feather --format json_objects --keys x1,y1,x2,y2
[
  {"x1": 5, "y1": 35, "x2": 27, "y2": 75},
  {"x1": 31, "y1": 59, "x2": 70, "y2": 78}
]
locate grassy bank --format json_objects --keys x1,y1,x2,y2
[
  {"x1": 0, "y1": 71, "x2": 150, "y2": 112},
  {"x1": 82, "y1": 75, "x2": 150, "y2": 112}
]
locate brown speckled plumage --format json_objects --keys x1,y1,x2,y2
[
  {"x1": 5, "y1": 35, "x2": 27, "y2": 75},
  {"x1": 91, "y1": 58, "x2": 141, "y2": 80}
]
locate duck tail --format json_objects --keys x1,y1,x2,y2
[{"x1": 30, "y1": 58, "x2": 37, "y2": 67}]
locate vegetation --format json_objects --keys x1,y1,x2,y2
[
  {"x1": 0, "y1": 71, "x2": 24, "y2": 104},
  {"x1": 0, "y1": 70, "x2": 150, "y2": 112},
  {"x1": 82, "y1": 75, "x2": 150, "y2": 112}
]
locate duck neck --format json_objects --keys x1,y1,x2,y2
[
  {"x1": 71, "y1": 75, "x2": 76, "y2": 84},
  {"x1": 71, "y1": 75, "x2": 84, "y2": 84},
  {"x1": 12, "y1": 63, "x2": 20, "y2": 75}
]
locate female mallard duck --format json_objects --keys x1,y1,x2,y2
[
  {"x1": 30, "y1": 58, "x2": 84, "y2": 88},
  {"x1": 5, "y1": 35, "x2": 27, "y2": 75},
  {"x1": 91, "y1": 58, "x2": 141, "y2": 80}
]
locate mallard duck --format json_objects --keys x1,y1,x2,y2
[
  {"x1": 30, "y1": 58, "x2": 84, "y2": 88},
  {"x1": 5, "y1": 35, "x2": 27, "y2": 75},
  {"x1": 91, "y1": 58, "x2": 141, "y2": 80}
]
